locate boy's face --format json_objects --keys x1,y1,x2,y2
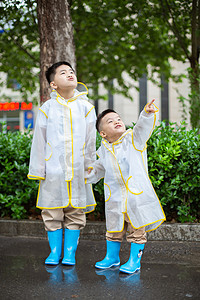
[
  {"x1": 50, "y1": 65, "x2": 77, "y2": 92},
  {"x1": 100, "y1": 112, "x2": 126, "y2": 143}
]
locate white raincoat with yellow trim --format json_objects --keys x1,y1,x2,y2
[
  {"x1": 86, "y1": 108, "x2": 166, "y2": 232},
  {"x1": 28, "y1": 84, "x2": 96, "y2": 212}
]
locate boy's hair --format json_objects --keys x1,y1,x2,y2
[
  {"x1": 45, "y1": 61, "x2": 74, "y2": 84},
  {"x1": 96, "y1": 109, "x2": 116, "y2": 132}
]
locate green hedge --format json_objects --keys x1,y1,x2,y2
[
  {"x1": 0, "y1": 125, "x2": 38, "y2": 219},
  {"x1": 0, "y1": 121, "x2": 199, "y2": 222},
  {"x1": 147, "y1": 122, "x2": 200, "y2": 222}
]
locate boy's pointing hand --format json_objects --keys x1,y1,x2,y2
[{"x1": 145, "y1": 99, "x2": 156, "y2": 113}]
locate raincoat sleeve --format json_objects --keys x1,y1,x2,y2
[
  {"x1": 132, "y1": 104, "x2": 159, "y2": 151},
  {"x1": 85, "y1": 159, "x2": 105, "y2": 184},
  {"x1": 84, "y1": 105, "x2": 97, "y2": 170},
  {"x1": 85, "y1": 148, "x2": 105, "y2": 184},
  {"x1": 27, "y1": 107, "x2": 48, "y2": 180}
]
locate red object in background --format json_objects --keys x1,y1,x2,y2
[
  {"x1": 14, "y1": 125, "x2": 20, "y2": 130},
  {"x1": 0, "y1": 102, "x2": 32, "y2": 111},
  {"x1": 21, "y1": 102, "x2": 33, "y2": 110},
  {"x1": 0, "y1": 102, "x2": 19, "y2": 111}
]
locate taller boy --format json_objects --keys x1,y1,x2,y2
[{"x1": 28, "y1": 62, "x2": 97, "y2": 265}]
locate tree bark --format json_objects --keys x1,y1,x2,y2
[
  {"x1": 160, "y1": 0, "x2": 200, "y2": 128},
  {"x1": 190, "y1": 0, "x2": 200, "y2": 129},
  {"x1": 37, "y1": 0, "x2": 76, "y2": 103}
]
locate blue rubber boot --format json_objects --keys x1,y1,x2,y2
[
  {"x1": 95, "y1": 240, "x2": 121, "y2": 269},
  {"x1": 62, "y1": 229, "x2": 80, "y2": 265},
  {"x1": 119, "y1": 243, "x2": 145, "y2": 274},
  {"x1": 45, "y1": 228, "x2": 63, "y2": 265}
]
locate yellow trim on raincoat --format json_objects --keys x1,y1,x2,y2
[
  {"x1": 45, "y1": 143, "x2": 53, "y2": 161},
  {"x1": 104, "y1": 183, "x2": 111, "y2": 202},
  {"x1": 39, "y1": 108, "x2": 48, "y2": 118},
  {"x1": 27, "y1": 175, "x2": 45, "y2": 180}
]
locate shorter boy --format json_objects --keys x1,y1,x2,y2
[{"x1": 85, "y1": 100, "x2": 166, "y2": 274}]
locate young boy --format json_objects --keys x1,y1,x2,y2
[
  {"x1": 85, "y1": 100, "x2": 166, "y2": 274},
  {"x1": 28, "y1": 61, "x2": 97, "y2": 266}
]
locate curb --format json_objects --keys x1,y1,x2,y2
[{"x1": 0, "y1": 219, "x2": 199, "y2": 241}]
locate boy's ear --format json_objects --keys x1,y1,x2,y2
[
  {"x1": 50, "y1": 81, "x2": 57, "y2": 89},
  {"x1": 100, "y1": 131, "x2": 106, "y2": 138}
]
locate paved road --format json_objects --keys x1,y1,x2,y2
[{"x1": 0, "y1": 236, "x2": 199, "y2": 300}]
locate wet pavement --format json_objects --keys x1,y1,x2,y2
[{"x1": 0, "y1": 236, "x2": 199, "y2": 300}]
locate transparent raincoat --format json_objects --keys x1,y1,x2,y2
[
  {"x1": 86, "y1": 108, "x2": 166, "y2": 232},
  {"x1": 28, "y1": 83, "x2": 96, "y2": 212}
]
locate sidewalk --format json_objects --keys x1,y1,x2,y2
[
  {"x1": 0, "y1": 219, "x2": 199, "y2": 241},
  {"x1": 0, "y1": 236, "x2": 200, "y2": 299}
]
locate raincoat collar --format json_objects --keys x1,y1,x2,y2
[
  {"x1": 50, "y1": 82, "x2": 89, "y2": 104},
  {"x1": 102, "y1": 128, "x2": 132, "y2": 149}
]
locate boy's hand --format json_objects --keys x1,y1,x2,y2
[
  {"x1": 88, "y1": 168, "x2": 92, "y2": 174},
  {"x1": 145, "y1": 99, "x2": 156, "y2": 113}
]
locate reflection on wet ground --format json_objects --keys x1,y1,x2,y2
[
  {"x1": 45, "y1": 265, "x2": 80, "y2": 284},
  {"x1": 0, "y1": 236, "x2": 199, "y2": 299}
]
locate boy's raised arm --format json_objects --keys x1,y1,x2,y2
[{"x1": 132, "y1": 99, "x2": 158, "y2": 151}]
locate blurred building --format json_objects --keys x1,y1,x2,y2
[
  {"x1": 0, "y1": 73, "x2": 38, "y2": 132},
  {"x1": 97, "y1": 60, "x2": 190, "y2": 127}
]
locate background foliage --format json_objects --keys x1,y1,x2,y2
[
  {"x1": 0, "y1": 122, "x2": 199, "y2": 222},
  {"x1": 147, "y1": 121, "x2": 200, "y2": 222},
  {"x1": 0, "y1": 125, "x2": 38, "y2": 219}
]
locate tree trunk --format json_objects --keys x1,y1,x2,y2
[
  {"x1": 189, "y1": 0, "x2": 200, "y2": 129},
  {"x1": 37, "y1": 0, "x2": 76, "y2": 103},
  {"x1": 160, "y1": 0, "x2": 200, "y2": 128}
]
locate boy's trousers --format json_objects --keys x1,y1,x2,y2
[
  {"x1": 106, "y1": 213, "x2": 147, "y2": 244},
  {"x1": 41, "y1": 205, "x2": 86, "y2": 231}
]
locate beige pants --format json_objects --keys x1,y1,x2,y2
[
  {"x1": 41, "y1": 205, "x2": 86, "y2": 231},
  {"x1": 106, "y1": 214, "x2": 147, "y2": 244}
]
